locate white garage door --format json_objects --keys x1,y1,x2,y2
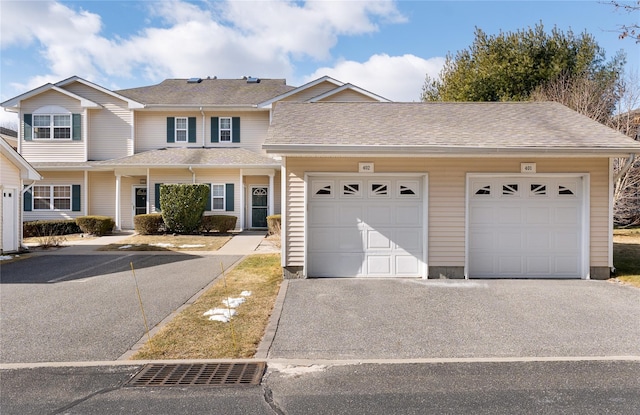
[
  {"x1": 468, "y1": 176, "x2": 585, "y2": 278},
  {"x1": 308, "y1": 176, "x2": 425, "y2": 277}
]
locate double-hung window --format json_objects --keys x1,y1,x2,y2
[
  {"x1": 33, "y1": 114, "x2": 71, "y2": 140},
  {"x1": 219, "y1": 117, "x2": 231, "y2": 142},
  {"x1": 175, "y1": 117, "x2": 188, "y2": 142},
  {"x1": 33, "y1": 185, "x2": 71, "y2": 210},
  {"x1": 211, "y1": 184, "x2": 225, "y2": 210}
]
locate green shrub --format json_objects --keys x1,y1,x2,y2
[
  {"x1": 266, "y1": 214, "x2": 281, "y2": 235},
  {"x1": 160, "y1": 184, "x2": 209, "y2": 234},
  {"x1": 200, "y1": 215, "x2": 237, "y2": 233},
  {"x1": 76, "y1": 216, "x2": 115, "y2": 236},
  {"x1": 23, "y1": 220, "x2": 82, "y2": 238},
  {"x1": 134, "y1": 214, "x2": 165, "y2": 235}
]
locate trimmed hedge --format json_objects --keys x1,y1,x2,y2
[
  {"x1": 23, "y1": 220, "x2": 82, "y2": 238},
  {"x1": 266, "y1": 214, "x2": 281, "y2": 235},
  {"x1": 200, "y1": 215, "x2": 237, "y2": 233},
  {"x1": 134, "y1": 214, "x2": 165, "y2": 235},
  {"x1": 160, "y1": 184, "x2": 209, "y2": 234},
  {"x1": 76, "y1": 216, "x2": 115, "y2": 236}
]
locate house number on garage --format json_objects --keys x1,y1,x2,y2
[
  {"x1": 521, "y1": 163, "x2": 536, "y2": 173},
  {"x1": 359, "y1": 162, "x2": 374, "y2": 173}
]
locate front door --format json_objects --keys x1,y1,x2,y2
[
  {"x1": 134, "y1": 187, "x2": 147, "y2": 216},
  {"x1": 251, "y1": 187, "x2": 268, "y2": 228}
]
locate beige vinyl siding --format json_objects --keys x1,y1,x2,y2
[
  {"x1": 24, "y1": 171, "x2": 84, "y2": 222},
  {"x1": 64, "y1": 82, "x2": 133, "y2": 160},
  {"x1": 281, "y1": 81, "x2": 340, "y2": 102},
  {"x1": 135, "y1": 110, "x2": 271, "y2": 154},
  {"x1": 88, "y1": 171, "x2": 116, "y2": 219},
  {"x1": 206, "y1": 111, "x2": 270, "y2": 154},
  {"x1": 317, "y1": 89, "x2": 379, "y2": 102},
  {"x1": 283, "y1": 157, "x2": 610, "y2": 270},
  {"x1": 20, "y1": 91, "x2": 86, "y2": 162},
  {"x1": 1, "y1": 153, "x2": 21, "y2": 184}
]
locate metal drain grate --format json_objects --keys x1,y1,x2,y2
[{"x1": 125, "y1": 362, "x2": 265, "y2": 387}]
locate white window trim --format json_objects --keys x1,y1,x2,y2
[
  {"x1": 175, "y1": 117, "x2": 188, "y2": 143},
  {"x1": 33, "y1": 114, "x2": 72, "y2": 140},
  {"x1": 211, "y1": 183, "x2": 226, "y2": 211},
  {"x1": 33, "y1": 185, "x2": 72, "y2": 211},
  {"x1": 219, "y1": 117, "x2": 232, "y2": 143}
]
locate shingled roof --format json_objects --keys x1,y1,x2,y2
[
  {"x1": 264, "y1": 101, "x2": 640, "y2": 155},
  {"x1": 95, "y1": 148, "x2": 280, "y2": 168},
  {"x1": 116, "y1": 78, "x2": 295, "y2": 107}
]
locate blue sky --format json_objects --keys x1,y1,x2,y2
[{"x1": 1, "y1": 0, "x2": 638, "y2": 126}]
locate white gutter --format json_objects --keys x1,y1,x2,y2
[
  {"x1": 614, "y1": 154, "x2": 636, "y2": 182},
  {"x1": 200, "y1": 107, "x2": 205, "y2": 147}
]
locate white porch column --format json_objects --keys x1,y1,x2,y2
[
  {"x1": 83, "y1": 170, "x2": 89, "y2": 216},
  {"x1": 239, "y1": 169, "x2": 244, "y2": 231},
  {"x1": 268, "y1": 172, "x2": 275, "y2": 217},
  {"x1": 115, "y1": 174, "x2": 121, "y2": 230}
]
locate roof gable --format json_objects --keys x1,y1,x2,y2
[
  {"x1": 0, "y1": 138, "x2": 41, "y2": 180},
  {"x1": 1, "y1": 83, "x2": 101, "y2": 109},
  {"x1": 56, "y1": 76, "x2": 144, "y2": 109}
]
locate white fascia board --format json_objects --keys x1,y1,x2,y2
[
  {"x1": 56, "y1": 76, "x2": 144, "y2": 109},
  {"x1": 307, "y1": 83, "x2": 392, "y2": 103},
  {"x1": 140, "y1": 105, "x2": 260, "y2": 111},
  {"x1": 263, "y1": 145, "x2": 640, "y2": 157},
  {"x1": 257, "y1": 76, "x2": 345, "y2": 108}
]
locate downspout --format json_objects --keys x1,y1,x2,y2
[
  {"x1": 614, "y1": 154, "x2": 636, "y2": 182},
  {"x1": 200, "y1": 107, "x2": 205, "y2": 147},
  {"x1": 188, "y1": 166, "x2": 195, "y2": 183}
]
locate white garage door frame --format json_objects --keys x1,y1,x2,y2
[
  {"x1": 304, "y1": 173, "x2": 429, "y2": 278},
  {"x1": 465, "y1": 173, "x2": 590, "y2": 279}
]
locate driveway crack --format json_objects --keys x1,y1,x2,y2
[{"x1": 48, "y1": 384, "x2": 122, "y2": 415}]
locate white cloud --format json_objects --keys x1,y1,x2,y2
[
  {"x1": 303, "y1": 54, "x2": 445, "y2": 102},
  {"x1": 1, "y1": 0, "x2": 408, "y2": 93}
]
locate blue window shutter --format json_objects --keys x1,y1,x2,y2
[
  {"x1": 72, "y1": 114, "x2": 81, "y2": 141},
  {"x1": 24, "y1": 114, "x2": 33, "y2": 141},
  {"x1": 205, "y1": 183, "x2": 212, "y2": 211},
  {"x1": 225, "y1": 183, "x2": 234, "y2": 211},
  {"x1": 155, "y1": 183, "x2": 162, "y2": 211},
  {"x1": 232, "y1": 117, "x2": 240, "y2": 143},
  {"x1": 23, "y1": 187, "x2": 32, "y2": 211},
  {"x1": 188, "y1": 117, "x2": 197, "y2": 143},
  {"x1": 166, "y1": 118, "x2": 175, "y2": 143},
  {"x1": 211, "y1": 117, "x2": 219, "y2": 143},
  {"x1": 72, "y1": 185, "x2": 81, "y2": 211}
]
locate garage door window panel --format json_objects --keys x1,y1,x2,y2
[
  {"x1": 369, "y1": 181, "x2": 390, "y2": 198},
  {"x1": 341, "y1": 181, "x2": 362, "y2": 198},
  {"x1": 312, "y1": 181, "x2": 334, "y2": 198}
]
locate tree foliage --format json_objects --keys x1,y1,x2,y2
[
  {"x1": 422, "y1": 23, "x2": 625, "y2": 106},
  {"x1": 160, "y1": 184, "x2": 209, "y2": 234}
]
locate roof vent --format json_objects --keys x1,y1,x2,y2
[
  {"x1": 246, "y1": 77, "x2": 260, "y2": 84},
  {"x1": 187, "y1": 78, "x2": 202, "y2": 84}
]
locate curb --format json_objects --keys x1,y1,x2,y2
[{"x1": 255, "y1": 280, "x2": 289, "y2": 359}]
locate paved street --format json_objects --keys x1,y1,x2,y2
[
  {"x1": 0, "y1": 253, "x2": 241, "y2": 363},
  {"x1": 1, "y1": 360, "x2": 639, "y2": 414}
]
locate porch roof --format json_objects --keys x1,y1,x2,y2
[{"x1": 94, "y1": 147, "x2": 281, "y2": 168}]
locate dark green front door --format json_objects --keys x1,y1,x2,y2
[{"x1": 251, "y1": 187, "x2": 268, "y2": 228}]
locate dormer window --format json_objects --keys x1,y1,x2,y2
[
  {"x1": 219, "y1": 117, "x2": 231, "y2": 142},
  {"x1": 34, "y1": 114, "x2": 71, "y2": 140}
]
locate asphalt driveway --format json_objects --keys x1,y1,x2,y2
[
  {"x1": 0, "y1": 253, "x2": 241, "y2": 363},
  {"x1": 268, "y1": 278, "x2": 640, "y2": 359}
]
